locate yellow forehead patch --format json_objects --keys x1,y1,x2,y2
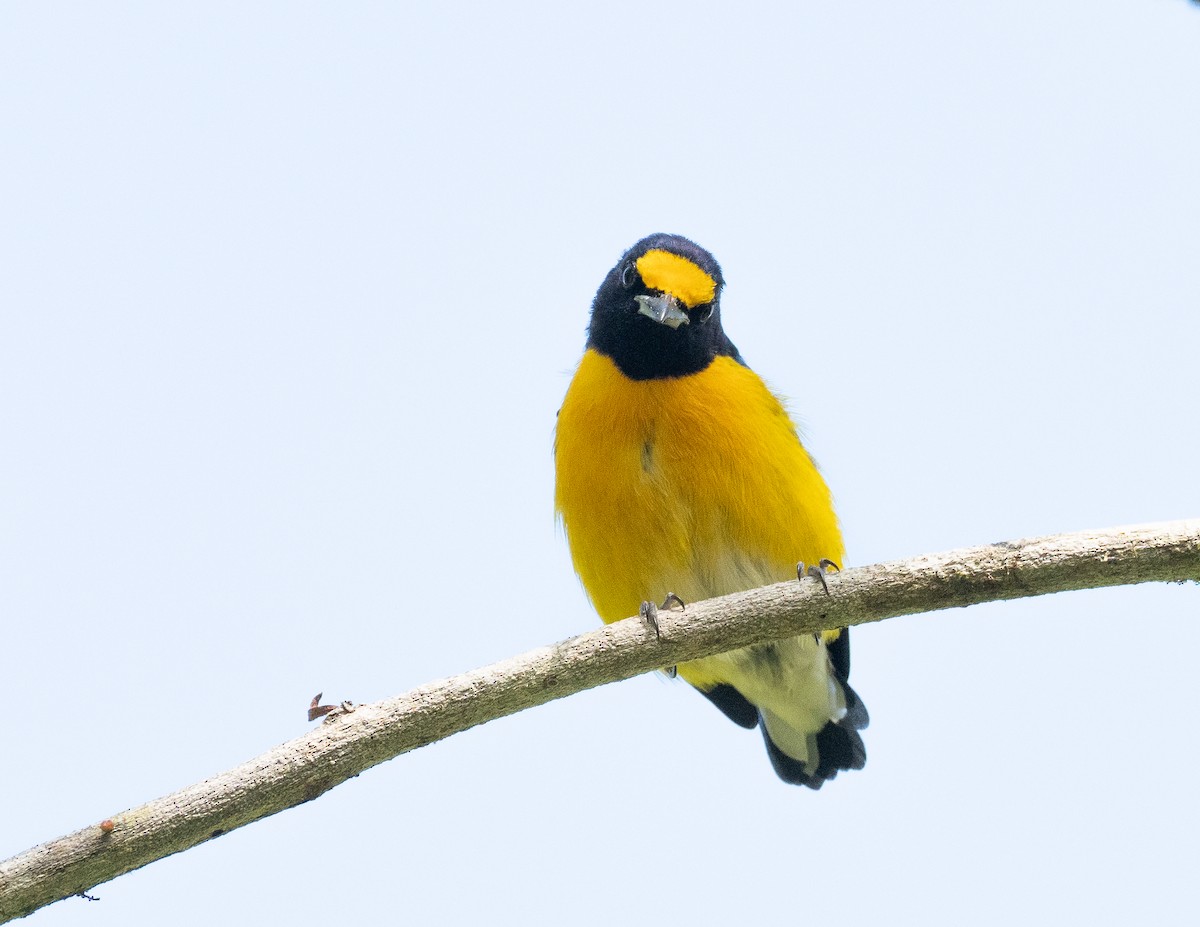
[{"x1": 635, "y1": 249, "x2": 716, "y2": 309}]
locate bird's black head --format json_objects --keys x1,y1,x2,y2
[{"x1": 586, "y1": 233, "x2": 741, "y2": 380}]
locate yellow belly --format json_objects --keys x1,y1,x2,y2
[{"x1": 554, "y1": 349, "x2": 844, "y2": 691}]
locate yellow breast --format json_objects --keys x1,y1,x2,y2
[{"x1": 554, "y1": 349, "x2": 843, "y2": 628}]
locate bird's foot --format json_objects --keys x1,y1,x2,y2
[
  {"x1": 797, "y1": 558, "x2": 841, "y2": 596},
  {"x1": 640, "y1": 594, "x2": 685, "y2": 678}
]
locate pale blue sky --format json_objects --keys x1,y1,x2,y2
[{"x1": 2, "y1": 2, "x2": 1198, "y2": 925}]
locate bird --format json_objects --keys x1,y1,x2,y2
[{"x1": 554, "y1": 233, "x2": 867, "y2": 788}]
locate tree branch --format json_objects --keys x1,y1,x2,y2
[{"x1": 2, "y1": 520, "x2": 1198, "y2": 921}]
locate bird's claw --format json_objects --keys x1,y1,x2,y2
[
  {"x1": 640, "y1": 595, "x2": 684, "y2": 678},
  {"x1": 639, "y1": 592, "x2": 686, "y2": 640},
  {"x1": 797, "y1": 558, "x2": 840, "y2": 596},
  {"x1": 639, "y1": 599, "x2": 660, "y2": 637}
]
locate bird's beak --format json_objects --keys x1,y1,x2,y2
[{"x1": 634, "y1": 294, "x2": 690, "y2": 330}]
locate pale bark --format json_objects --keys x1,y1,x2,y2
[{"x1": 2, "y1": 520, "x2": 1197, "y2": 922}]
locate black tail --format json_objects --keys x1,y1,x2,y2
[
  {"x1": 761, "y1": 679, "x2": 868, "y2": 789},
  {"x1": 697, "y1": 629, "x2": 869, "y2": 789}
]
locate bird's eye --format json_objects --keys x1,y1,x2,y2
[
  {"x1": 620, "y1": 262, "x2": 638, "y2": 289},
  {"x1": 697, "y1": 305, "x2": 715, "y2": 323}
]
